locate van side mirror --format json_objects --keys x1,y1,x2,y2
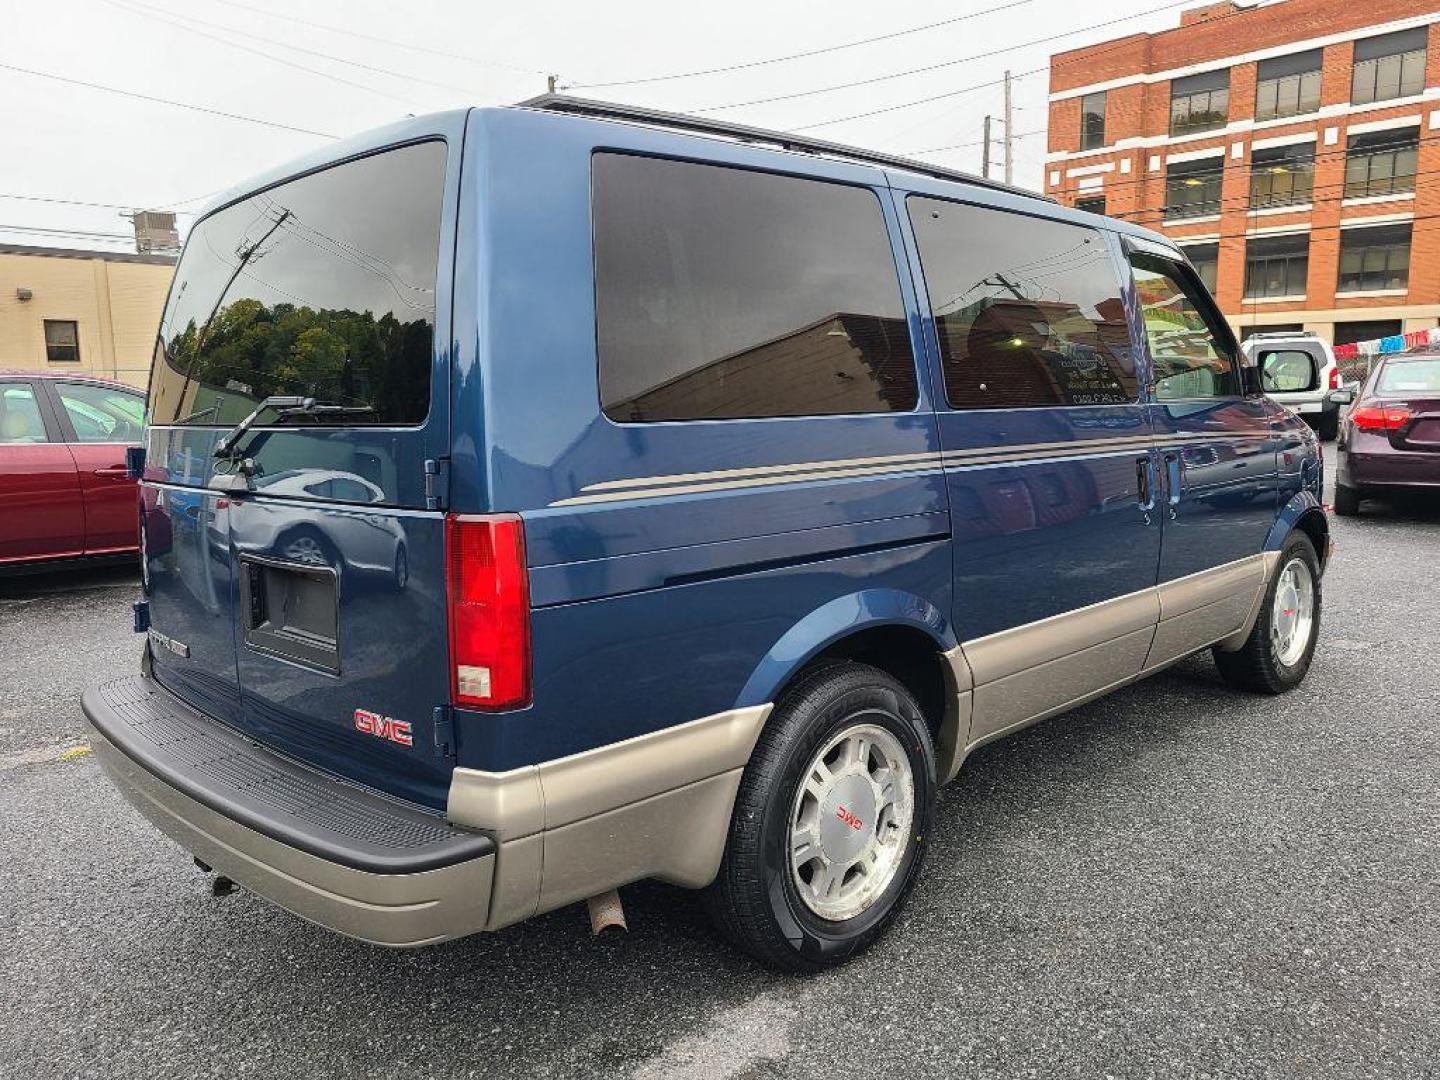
[
  {"x1": 1259, "y1": 349, "x2": 1320, "y2": 394},
  {"x1": 1327, "y1": 387, "x2": 1356, "y2": 406}
]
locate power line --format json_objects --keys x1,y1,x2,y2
[
  {"x1": 907, "y1": 127, "x2": 1047, "y2": 156},
  {"x1": 0, "y1": 60, "x2": 339, "y2": 138},
  {"x1": 207, "y1": 0, "x2": 547, "y2": 78},
  {"x1": 0, "y1": 191, "x2": 201, "y2": 214},
  {"x1": 111, "y1": 0, "x2": 483, "y2": 102},
  {"x1": 792, "y1": 71, "x2": 1030, "y2": 131},
  {"x1": 101, "y1": 0, "x2": 431, "y2": 110},
  {"x1": 567, "y1": 0, "x2": 1039, "y2": 90},
  {"x1": 0, "y1": 223, "x2": 137, "y2": 241},
  {"x1": 693, "y1": 0, "x2": 1198, "y2": 115}
]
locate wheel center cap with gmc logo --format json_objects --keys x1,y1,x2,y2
[{"x1": 819, "y1": 775, "x2": 876, "y2": 864}]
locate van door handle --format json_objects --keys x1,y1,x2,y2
[
  {"x1": 1136, "y1": 457, "x2": 1155, "y2": 515},
  {"x1": 1164, "y1": 452, "x2": 1183, "y2": 510}
]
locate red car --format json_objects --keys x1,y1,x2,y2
[
  {"x1": 0, "y1": 371, "x2": 146, "y2": 571},
  {"x1": 1332, "y1": 349, "x2": 1440, "y2": 516}
]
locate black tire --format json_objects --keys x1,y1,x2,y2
[
  {"x1": 1318, "y1": 410, "x2": 1339, "y2": 441},
  {"x1": 704, "y1": 662, "x2": 936, "y2": 973},
  {"x1": 1333, "y1": 483, "x2": 1361, "y2": 516},
  {"x1": 1213, "y1": 533, "x2": 1321, "y2": 694}
]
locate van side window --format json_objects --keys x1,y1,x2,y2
[
  {"x1": 1129, "y1": 253, "x2": 1241, "y2": 400},
  {"x1": 593, "y1": 154, "x2": 917, "y2": 422},
  {"x1": 907, "y1": 197, "x2": 1137, "y2": 410}
]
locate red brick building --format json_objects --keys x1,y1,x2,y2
[{"x1": 1046, "y1": 0, "x2": 1440, "y2": 344}]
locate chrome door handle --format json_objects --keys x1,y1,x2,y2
[{"x1": 1164, "y1": 453, "x2": 1183, "y2": 507}]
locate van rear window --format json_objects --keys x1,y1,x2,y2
[
  {"x1": 149, "y1": 141, "x2": 446, "y2": 428},
  {"x1": 592, "y1": 154, "x2": 917, "y2": 422}
]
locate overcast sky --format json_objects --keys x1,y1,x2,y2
[{"x1": 3, "y1": 0, "x2": 1197, "y2": 253}]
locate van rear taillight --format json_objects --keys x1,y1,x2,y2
[
  {"x1": 446, "y1": 514, "x2": 531, "y2": 710},
  {"x1": 1328, "y1": 366, "x2": 1341, "y2": 390}
]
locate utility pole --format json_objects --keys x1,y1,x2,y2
[
  {"x1": 981, "y1": 115, "x2": 992, "y2": 179},
  {"x1": 1002, "y1": 69, "x2": 1014, "y2": 185},
  {"x1": 547, "y1": 74, "x2": 559, "y2": 94}
]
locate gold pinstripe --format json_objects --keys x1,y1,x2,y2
[{"x1": 548, "y1": 428, "x2": 1274, "y2": 507}]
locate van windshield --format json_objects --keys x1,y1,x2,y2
[{"x1": 148, "y1": 141, "x2": 446, "y2": 428}]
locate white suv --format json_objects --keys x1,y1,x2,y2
[{"x1": 1241, "y1": 331, "x2": 1344, "y2": 440}]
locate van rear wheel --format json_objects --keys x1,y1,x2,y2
[
  {"x1": 1213, "y1": 533, "x2": 1321, "y2": 694},
  {"x1": 704, "y1": 662, "x2": 935, "y2": 972}
]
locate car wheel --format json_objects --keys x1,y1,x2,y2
[
  {"x1": 1318, "y1": 411, "x2": 1339, "y2": 441},
  {"x1": 704, "y1": 661, "x2": 936, "y2": 973},
  {"x1": 393, "y1": 545, "x2": 408, "y2": 589},
  {"x1": 1333, "y1": 483, "x2": 1361, "y2": 516},
  {"x1": 1213, "y1": 533, "x2": 1321, "y2": 695}
]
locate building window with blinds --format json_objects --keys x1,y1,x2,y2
[
  {"x1": 1351, "y1": 28, "x2": 1427, "y2": 105},
  {"x1": 1249, "y1": 143, "x2": 1315, "y2": 209},
  {"x1": 1337, "y1": 224, "x2": 1411, "y2": 293},
  {"x1": 1344, "y1": 127, "x2": 1419, "y2": 199},
  {"x1": 1244, "y1": 234, "x2": 1309, "y2": 299},
  {"x1": 1255, "y1": 49, "x2": 1322, "y2": 120},
  {"x1": 1165, "y1": 157, "x2": 1225, "y2": 219},
  {"x1": 1170, "y1": 70, "x2": 1230, "y2": 136}
]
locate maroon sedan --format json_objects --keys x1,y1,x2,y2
[
  {"x1": 1333, "y1": 350, "x2": 1440, "y2": 516},
  {"x1": 0, "y1": 371, "x2": 145, "y2": 571}
]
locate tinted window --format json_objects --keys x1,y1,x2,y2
[
  {"x1": 1338, "y1": 224, "x2": 1412, "y2": 293},
  {"x1": 1183, "y1": 243, "x2": 1219, "y2": 293},
  {"x1": 1255, "y1": 50, "x2": 1322, "y2": 121},
  {"x1": 1170, "y1": 69, "x2": 1230, "y2": 136},
  {"x1": 593, "y1": 155, "x2": 916, "y2": 422},
  {"x1": 1130, "y1": 253, "x2": 1241, "y2": 400},
  {"x1": 909, "y1": 198, "x2": 1136, "y2": 409},
  {"x1": 56, "y1": 382, "x2": 145, "y2": 443},
  {"x1": 149, "y1": 141, "x2": 446, "y2": 428},
  {"x1": 1352, "y1": 28, "x2": 1427, "y2": 104},
  {"x1": 1244, "y1": 234, "x2": 1309, "y2": 299},
  {"x1": 0, "y1": 385, "x2": 49, "y2": 443},
  {"x1": 1165, "y1": 157, "x2": 1224, "y2": 220}
]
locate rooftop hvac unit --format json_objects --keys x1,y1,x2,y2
[{"x1": 130, "y1": 210, "x2": 180, "y2": 254}]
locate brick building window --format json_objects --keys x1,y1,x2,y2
[
  {"x1": 1075, "y1": 195, "x2": 1106, "y2": 215},
  {"x1": 1254, "y1": 49, "x2": 1322, "y2": 121},
  {"x1": 1343, "y1": 127, "x2": 1419, "y2": 199},
  {"x1": 1170, "y1": 70, "x2": 1230, "y2": 136},
  {"x1": 1337, "y1": 224, "x2": 1411, "y2": 293},
  {"x1": 1244, "y1": 234, "x2": 1309, "y2": 299},
  {"x1": 43, "y1": 320, "x2": 80, "y2": 363},
  {"x1": 1181, "y1": 243, "x2": 1219, "y2": 294},
  {"x1": 1164, "y1": 158, "x2": 1224, "y2": 219},
  {"x1": 1080, "y1": 91, "x2": 1107, "y2": 150},
  {"x1": 1249, "y1": 144, "x2": 1314, "y2": 209},
  {"x1": 1351, "y1": 28, "x2": 1427, "y2": 105}
]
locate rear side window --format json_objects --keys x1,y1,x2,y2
[
  {"x1": 907, "y1": 197, "x2": 1137, "y2": 409},
  {"x1": 593, "y1": 154, "x2": 917, "y2": 422},
  {"x1": 149, "y1": 141, "x2": 446, "y2": 428}
]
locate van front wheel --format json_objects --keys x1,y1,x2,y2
[
  {"x1": 704, "y1": 662, "x2": 936, "y2": 972},
  {"x1": 1213, "y1": 533, "x2": 1321, "y2": 694}
]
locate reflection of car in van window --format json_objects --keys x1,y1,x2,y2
[{"x1": 83, "y1": 98, "x2": 1330, "y2": 972}]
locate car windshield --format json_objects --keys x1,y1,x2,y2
[
  {"x1": 1377, "y1": 358, "x2": 1440, "y2": 393},
  {"x1": 148, "y1": 141, "x2": 446, "y2": 428}
]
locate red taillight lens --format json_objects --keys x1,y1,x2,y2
[
  {"x1": 1351, "y1": 405, "x2": 1412, "y2": 432},
  {"x1": 446, "y1": 514, "x2": 531, "y2": 710},
  {"x1": 1328, "y1": 366, "x2": 1341, "y2": 390}
]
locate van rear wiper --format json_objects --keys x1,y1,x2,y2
[{"x1": 213, "y1": 396, "x2": 374, "y2": 459}]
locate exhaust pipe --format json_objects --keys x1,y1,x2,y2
[{"x1": 586, "y1": 889, "x2": 627, "y2": 935}]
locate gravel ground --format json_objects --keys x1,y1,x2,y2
[{"x1": 2, "y1": 452, "x2": 1437, "y2": 1080}]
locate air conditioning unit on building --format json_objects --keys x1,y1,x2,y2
[{"x1": 129, "y1": 210, "x2": 180, "y2": 254}]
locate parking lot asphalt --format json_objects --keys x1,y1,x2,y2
[{"x1": 2, "y1": 455, "x2": 1438, "y2": 1080}]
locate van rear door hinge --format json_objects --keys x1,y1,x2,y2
[
  {"x1": 423, "y1": 457, "x2": 450, "y2": 511},
  {"x1": 432, "y1": 705, "x2": 456, "y2": 758}
]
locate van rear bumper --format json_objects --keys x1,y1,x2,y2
[{"x1": 82, "y1": 676, "x2": 496, "y2": 947}]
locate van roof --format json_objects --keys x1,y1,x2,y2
[{"x1": 518, "y1": 94, "x2": 1050, "y2": 204}]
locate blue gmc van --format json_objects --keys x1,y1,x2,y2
[{"x1": 83, "y1": 97, "x2": 1329, "y2": 972}]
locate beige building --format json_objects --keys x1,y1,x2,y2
[{"x1": 0, "y1": 243, "x2": 175, "y2": 388}]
